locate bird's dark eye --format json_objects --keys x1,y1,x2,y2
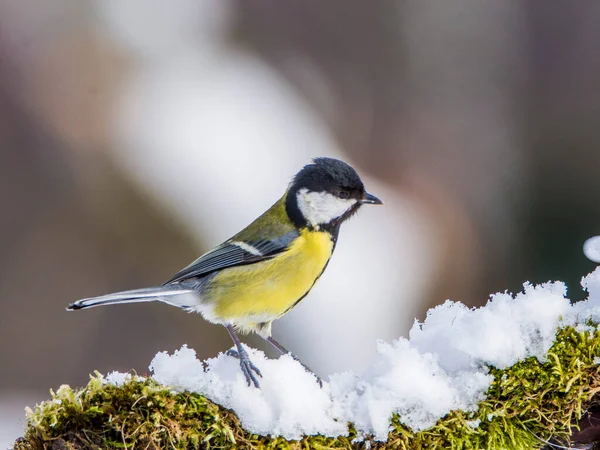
[{"x1": 338, "y1": 190, "x2": 350, "y2": 199}]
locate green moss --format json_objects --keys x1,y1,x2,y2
[{"x1": 14, "y1": 326, "x2": 600, "y2": 450}]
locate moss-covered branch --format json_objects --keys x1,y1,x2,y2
[{"x1": 13, "y1": 326, "x2": 600, "y2": 450}]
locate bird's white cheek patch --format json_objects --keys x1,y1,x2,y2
[{"x1": 296, "y1": 189, "x2": 357, "y2": 226}]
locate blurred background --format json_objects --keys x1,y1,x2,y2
[{"x1": 2, "y1": 0, "x2": 600, "y2": 445}]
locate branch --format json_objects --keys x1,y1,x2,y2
[{"x1": 13, "y1": 325, "x2": 600, "y2": 450}]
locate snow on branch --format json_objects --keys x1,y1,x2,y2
[{"x1": 14, "y1": 267, "x2": 600, "y2": 449}]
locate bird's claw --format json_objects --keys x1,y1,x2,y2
[
  {"x1": 226, "y1": 348, "x2": 240, "y2": 358},
  {"x1": 227, "y1": 348, "x2": 262, "y2": 388},
  {"x1": 226, "y1": 347, "x2": 321, "y2": 388},
  {"x1": 240, "y1": 357, "x2": 262, "y2": 388},
  {"x1": 313, "y1": 374, "x2": 323, "y2": 388}
]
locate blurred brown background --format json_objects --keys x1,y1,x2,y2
[{"x1": 2, "y1": 0, "x2": 600, "y2": 444}]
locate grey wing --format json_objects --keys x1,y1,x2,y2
[{"x1": 163, "y1": 231, "x2": 299, "y2": 285}]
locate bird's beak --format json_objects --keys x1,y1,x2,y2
[{"x1": 361, "y1": 192, "x2": 383, "y2": 205}]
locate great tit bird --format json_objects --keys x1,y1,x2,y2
[{"x1": 68, "y1": 157, "x2": 382, "y2": 387}]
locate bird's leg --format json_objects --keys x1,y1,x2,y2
[
  {"x1": 225, "y1": 325, "x2": 262, "y2": 388},
  {"x1": 265, "y1": 336, "x2": 323, "y2": 387}
]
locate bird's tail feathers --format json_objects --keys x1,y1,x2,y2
[{"x1": 67, "y1": 286, "x2": 197, "y2": 311}]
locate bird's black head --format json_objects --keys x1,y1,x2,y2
[{"x1": 285, "y1": 157, "x2": 382, "y2": 231}]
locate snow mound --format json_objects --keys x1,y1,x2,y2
[{"x1": 105, "y1": 267, "x2": 600, "y2": 441}]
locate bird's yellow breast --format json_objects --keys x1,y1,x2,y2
[{"x1": 206, "y1": 229, "x2": 334, "y2": 325}]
